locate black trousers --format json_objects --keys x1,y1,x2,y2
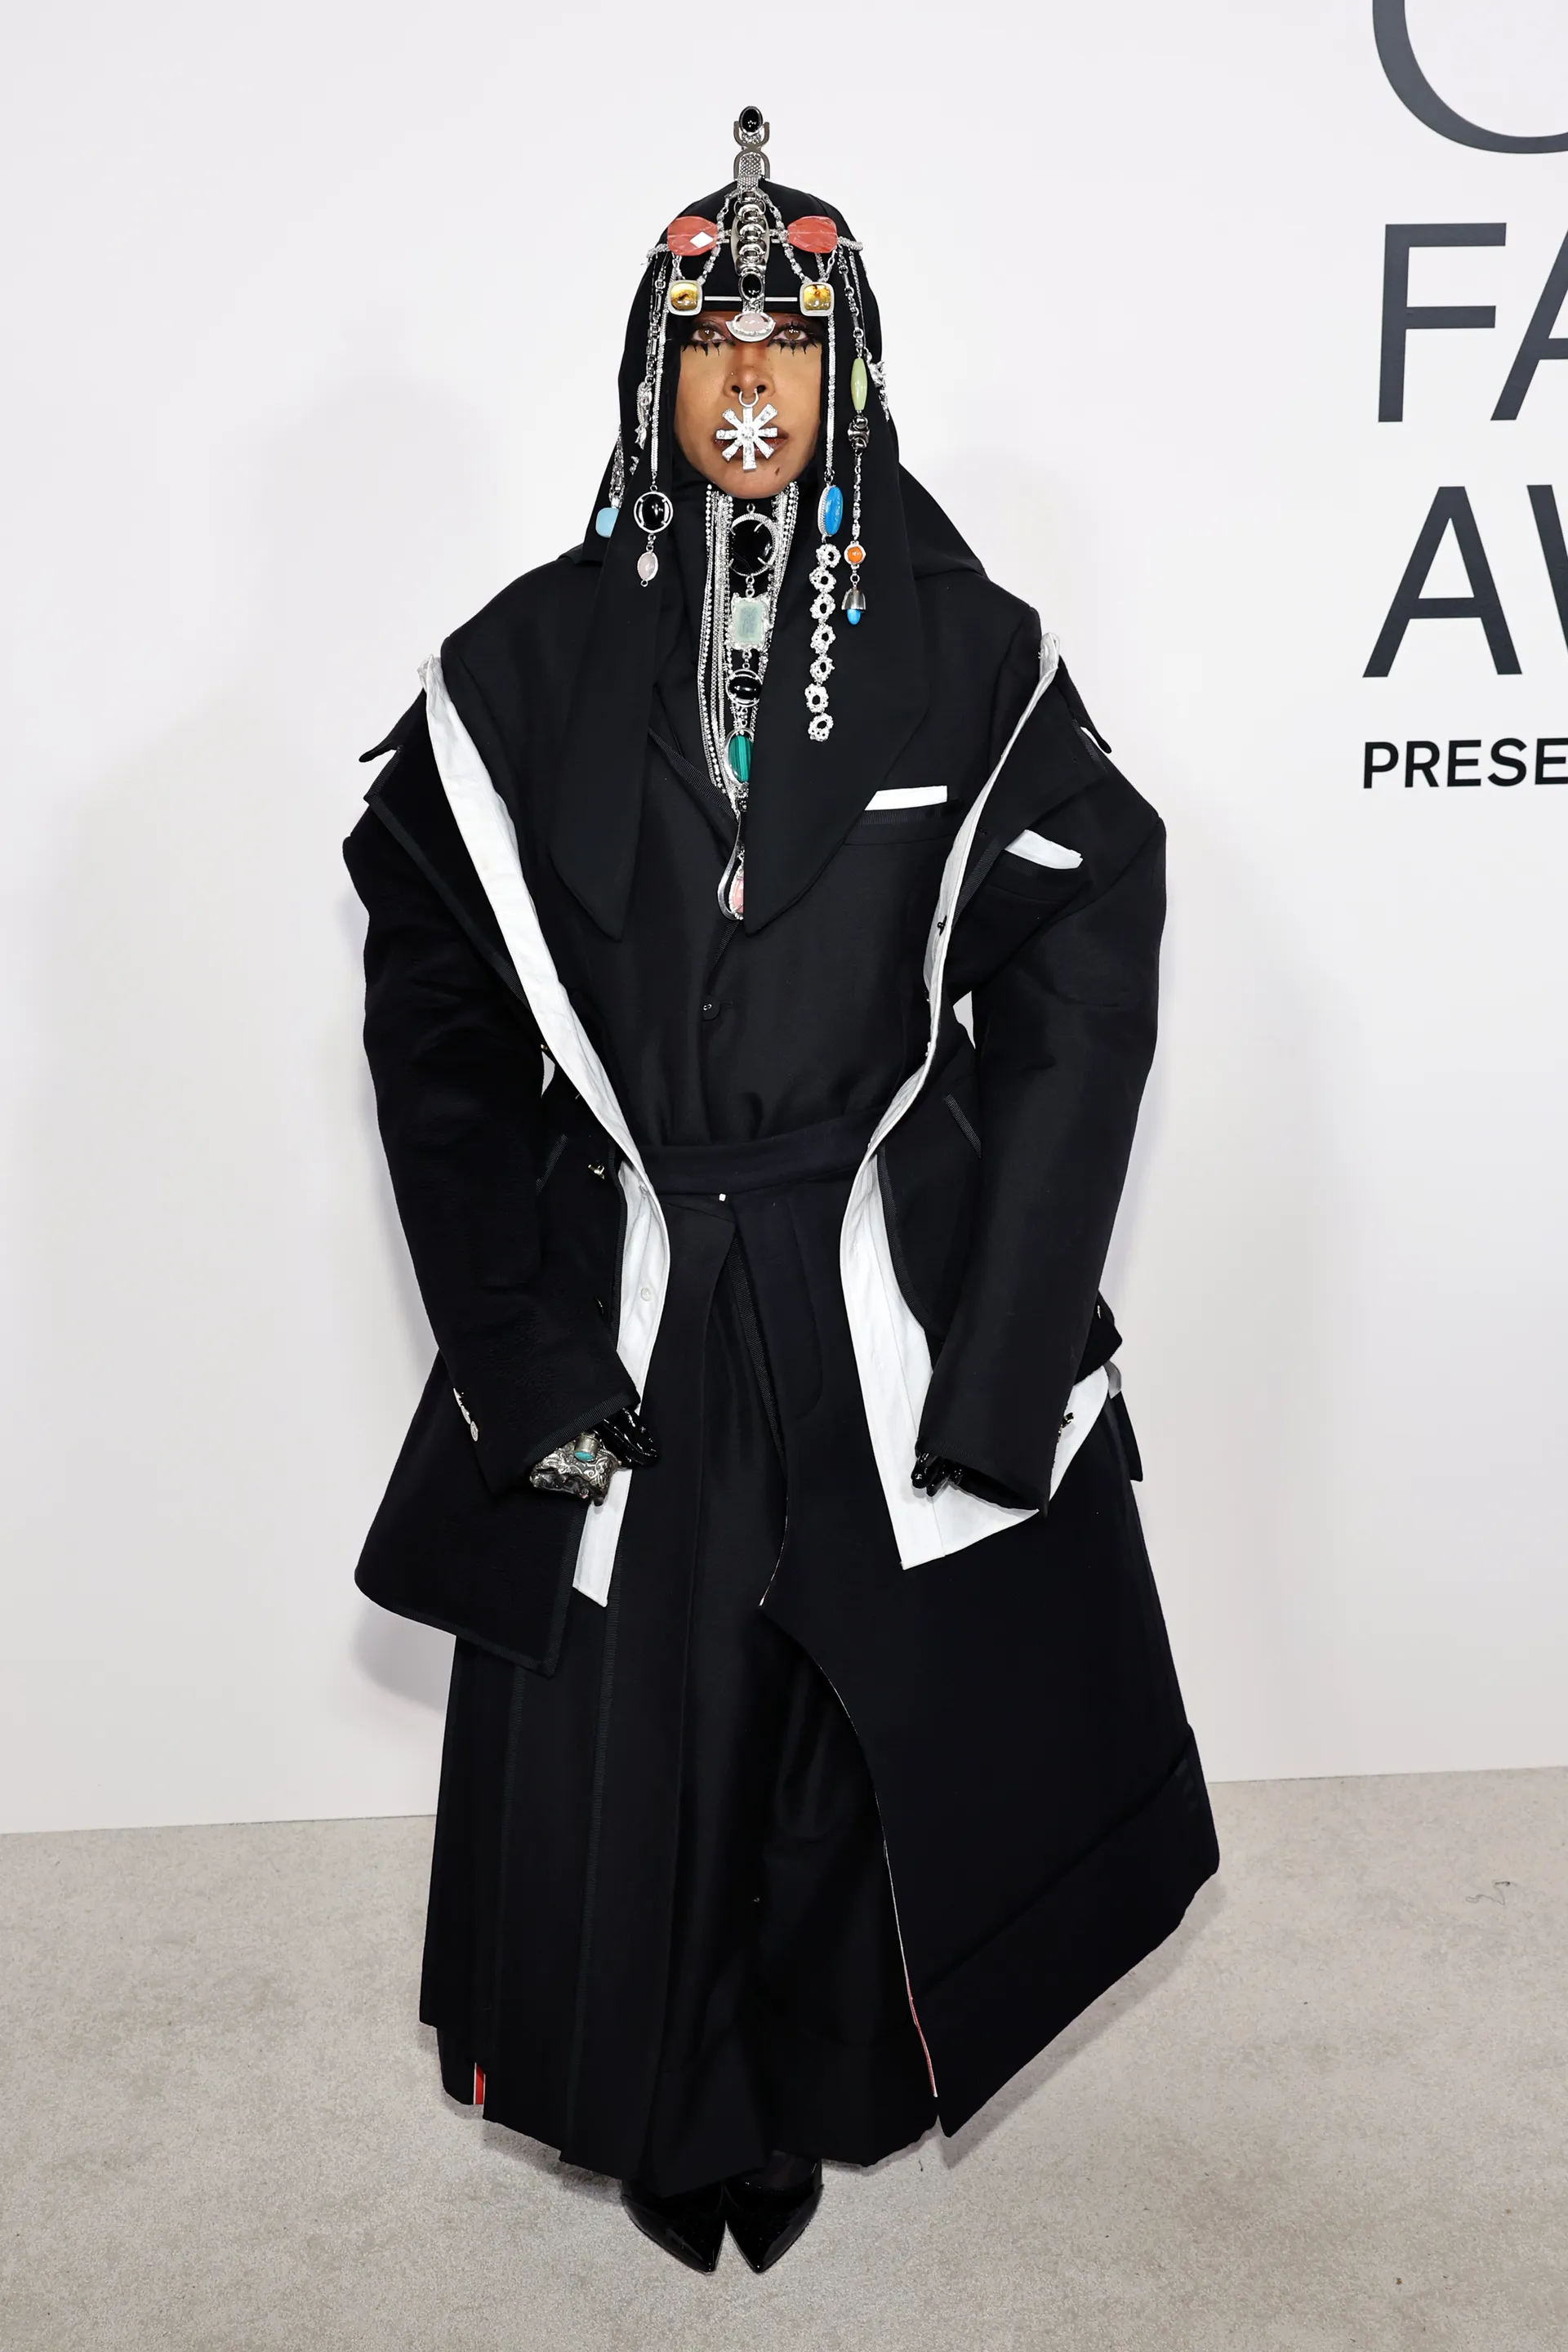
[{"x1": 422, "y1": 1130, "x2": 936, "y2": 2193}]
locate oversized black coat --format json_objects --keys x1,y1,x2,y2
[{"x1": 345, "y1": 518, "x2": 1217, "y2": 2136}]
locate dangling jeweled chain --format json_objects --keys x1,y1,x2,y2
[{"x1": 696, "y1": 481, "x2": 799, "y2": 921}]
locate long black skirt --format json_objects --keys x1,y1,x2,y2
[{"x1": 421, "y1": 1186, "x2": 937, "y2": 2194}]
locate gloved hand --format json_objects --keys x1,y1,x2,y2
[
  {"x1": 531, "y1": 1405, "x2": 660, "y2": 1503},
  {"x1": 597, "y1": 1405, "x2": 660, "y2": 1468},
  {"x1": 911, "y1": 1450, "x2": 1028, "y2": 1510}
]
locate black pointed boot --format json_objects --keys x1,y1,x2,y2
[
  {"x1": 621, "y1": 2176, "x2": 727, "y2": 2273},
  {"x1": 724, "y1": 2156, "x2": 823, "y2": 2272}
]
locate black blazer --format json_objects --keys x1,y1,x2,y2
[{"x1": 344, "y1": 649, "x2": 1161, "y2": 1671}]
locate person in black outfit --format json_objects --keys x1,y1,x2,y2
[{"x1": 345, "y1": 106, "x2": 1218, "y2": 2274}]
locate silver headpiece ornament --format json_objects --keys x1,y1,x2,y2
[{"x1": 599, "y1": 105, "x2": 884, "y2": 820}]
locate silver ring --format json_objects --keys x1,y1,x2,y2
[
  {"x1": 633, "y1": 489, "x2": 673, "y2": 535},
  {"x1": 728, "y1": 509, "x2": 777, "y2": 569}
]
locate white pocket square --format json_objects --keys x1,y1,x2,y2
[
  {"x1": 866, "y1": 785, "x2": 948, "y2": 810},
  {"x1": 1004, "y1": 828, "x2": 1082, "y2": 869}
]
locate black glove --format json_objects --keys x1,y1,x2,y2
[
  {"x1": 596, "y1": 1405, "x2": 660, "y2": 1468},
  {"x1": 911, "y1": 1450, "x2": 1028, "y2": 1510}
]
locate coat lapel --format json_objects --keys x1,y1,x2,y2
[{"x1": 740, "y1": 470, "x2": 929, "y2": 933}]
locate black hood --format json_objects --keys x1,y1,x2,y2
[{"x1": 551, "y1": 176, "x2": 983, "y2": 938}]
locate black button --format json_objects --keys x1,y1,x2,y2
[{"x1": 700, "y1": 999, "x2": 719, "y2": 1021}]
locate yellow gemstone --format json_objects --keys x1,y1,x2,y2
[
  {"x1": 800, "y1": 281, "x2": 834, "y2": 315},
  {"x1": 667, "y1": 279, "x2": 702, "y2": 314}
]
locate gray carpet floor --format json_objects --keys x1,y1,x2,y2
[{"x1": 2, "y1": 1769, "x2": 1565, "y2": 2350}]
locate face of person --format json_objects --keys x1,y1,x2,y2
[{"x1": 673, "y1": 309, "x2": 823, "y2": 496}]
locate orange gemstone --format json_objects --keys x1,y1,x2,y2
[
  {"x1": 666, "y1": 215, "x2": 720, "y2": 256},
  {"x1": 845, "y1": 543, "x2": 865, "y2": 565},
  {"x1": 786, "y1": 214, "x2": 839, "y2": 254}
]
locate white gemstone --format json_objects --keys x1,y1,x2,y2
[
  {"x1": 728, "y1": 595, "x2": 770, "y2": 648},
  {"x1": 637, "y1": 549, "x2": 659, "y2": 583}
]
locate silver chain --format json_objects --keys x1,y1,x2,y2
[{"x1": 696, "y1": 483, "x2": 799, "y2": 817}]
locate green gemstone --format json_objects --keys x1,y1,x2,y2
[
  {"x1": 726, "y1": 732, "x2": 751, "y2": 785},
  {"x1": 850, "y1": 354, "x2": 869, "y2": 412}
]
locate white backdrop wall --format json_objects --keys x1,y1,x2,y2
[{"x1": 3, "y1": 2, "x2": 1566, "y2": 1832}]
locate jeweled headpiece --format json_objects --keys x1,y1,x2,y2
[{"x1": 602, "y1": 107, "x2": 887, "y2": 782}]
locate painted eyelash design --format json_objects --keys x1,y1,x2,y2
[{"x1": 684, "y1": 323, "x2": 819, "y2": 350}]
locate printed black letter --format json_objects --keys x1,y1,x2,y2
[
  {"x1": 1379, "y1": 225, "x2": 1503, "y2": 421},
  {"x1": 1494, "y1": 233, "x2": 1568, "y2": 421},
  {"x1": 1365, "y1": 488, "x2": 1521, "y2": 677},
  {"x1": 1526, "y1": 485, "x2": 1568, "y2": 648}
]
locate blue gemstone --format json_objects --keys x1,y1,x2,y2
[
  {"x1": 845, "y1": 604, "x2": 862, "y2": 625},
  {"x1": 817, "y1": 483, "x2": 843, "y2": 537},
  {"x1": 595, "y1": 505, "x2": 618, "y2": 538}
]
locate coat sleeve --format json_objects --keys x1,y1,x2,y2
[
  {"x1": 344, "y1": 788, "x2": 636, "y2": 1498},
  {"x1": 915, "y1": 765, "x2": 1165, "y2": 1509}
]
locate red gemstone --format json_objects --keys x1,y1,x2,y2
[
  {"x1": 667, "y1": 215, "x2": 720, "y2": 256},
  {"x1": 786, "y1": 215, "x2": 839, "y2": 255}
]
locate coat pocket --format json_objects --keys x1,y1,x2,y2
[
  {"x1": 844, "y1": 802, "x2": 961, "y2": 848},
  {"x1": 947, "y1": 839, "x2": 1089, "y2": 999},
  {"x1": 1004, "y1": 827, "x2": 1082, "y2": 870},
  {"x1": 988, "y1": 836, "x2": 1086, "y2": 902}
]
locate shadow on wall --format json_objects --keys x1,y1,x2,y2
[{"x1": 17, "y1": 377, "x2": 494, "y2": 1810}]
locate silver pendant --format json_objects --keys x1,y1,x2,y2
[
  {"x1": 715, "y1": 397, "x2": 779, "y2": 470},
  {"x1": 718, "y1": 835, "x2": 746, "y2": 921}
]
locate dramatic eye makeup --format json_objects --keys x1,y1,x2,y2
[{"x1": 683, "y1": 319, "x2": 822, "y2": 353}]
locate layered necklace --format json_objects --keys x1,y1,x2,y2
[{"x1": 696, "y1": 480, "x2": 800, "y2": 921}]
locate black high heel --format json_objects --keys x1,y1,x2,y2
[
  {"x1": 621, "y1": 2176, "x2": 727, "y2": 2273},
  {"x1": 723, "y1": 2158, "x2": 823, "y2": 2273}
]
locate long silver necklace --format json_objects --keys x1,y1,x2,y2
[{"x1": 697, "y1": 480, "x2": 799, "y2": 920}]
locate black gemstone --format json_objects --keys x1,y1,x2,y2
[{"x1": 738, "y1": 105, "x2": 764, "y2": 135}]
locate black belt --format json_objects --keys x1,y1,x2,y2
[{"x1": 639, "y1": 1111, "x2": 878, "y2": 1198}]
